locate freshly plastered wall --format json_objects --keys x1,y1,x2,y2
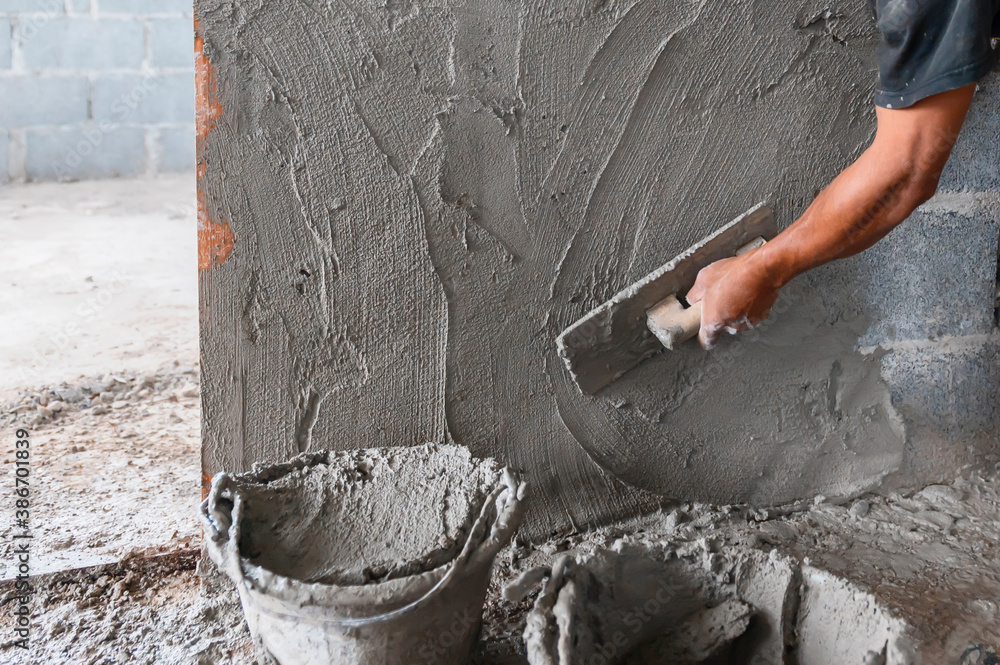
[{"x1": 196, "y1": 0, "x2": 1000, "y2": 539}]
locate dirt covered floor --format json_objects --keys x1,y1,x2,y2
[
  {"x1": 0, "y1": 552, "x2": 253, "y2": 665},
  {"x1": 0, "y1": 174, "x2": 202, "y2": 573},
  {"x1": 0, "y1": 175, "x2": 207, "y2": 662},
  {"x1": 0, "y1": 364, "x2": 202, "y2": 577}
]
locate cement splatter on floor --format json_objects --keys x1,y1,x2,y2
[{"x1": 0, "y1": 363, "x2": 201, "y2": 577}]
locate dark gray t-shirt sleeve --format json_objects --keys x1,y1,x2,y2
[{"x1": 870, "y1": 0, "x2": 999, "y2": 108}]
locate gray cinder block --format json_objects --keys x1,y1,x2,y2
[
  {"x1": 20, "y1": 17, "x2": 143, "y2": 69},
  {"x1": 25, "y1": 124, "x2": 146, "y2": 180},
  {"x1": 0, "y1": 0, "x2": 64, "y2": 12},
  {"x1": 148, "y1": 17, "x2": 192, "y2": 68},
  {"x1": 0, "y1": 18, "x2": 10, "y2": 68},
  {"x1": 811, "y1": 200, "x2": 999, "y2": 347},
  {"x1": 157, "y1": 125, "x2": 194, "y2": 172},
  {"x1": 97, "y1": 0, "x2": 191, "y2": 15},
  {"x1": 939, "y1": 67, "x2": 1000, "y2": 192},
  {"x1": 0, "y1": 75, "x2": 88, "y2": 126},
  {"x1": 880, "y1": 336, "x2": 1000, "y2": 477},
  {"x1": 0, "y1": 129, "x2": 8, "y2": 182},
  {"x1": 91, "y1": 71, "x2": 195, "y2": 124}
]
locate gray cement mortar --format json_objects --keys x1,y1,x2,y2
[
  {"x1": 196, "y1": 0, "x2": 1000, "y2": 536},
  {"x1": 517, "y1": 541, "x2": 915, "y2": 665},
  {"x1": 481, "y1": 469, "x2": 1000, "y2": 664},
  {"x1": 202, "y1": 444, "x2": 528, "y2": 665},
  {"x1": 229, "y1": 444, "x2": 501, "y2": 586}
]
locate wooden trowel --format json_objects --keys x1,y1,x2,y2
[{"x1": 556, "y1": 203, "x2": 778, "y2": 394}]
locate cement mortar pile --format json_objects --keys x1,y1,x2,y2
[
  {"x1": 513, "y1": 538, "x2": 915, "y2": 665},
  {"x1": 232, "y1": 444, "x2": 503, "y2": 586}
]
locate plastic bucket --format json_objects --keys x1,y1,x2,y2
[{"x1": 200, "y1": 445, "x2": 527, "y2": 665}]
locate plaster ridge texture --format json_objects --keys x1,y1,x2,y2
[{"x1": 197, "y1": 0, "x2": 1000, "y2": 537}]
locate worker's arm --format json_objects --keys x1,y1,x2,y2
[{"x1": 687, "y1": 83, "x2": 977, "y2": 350}]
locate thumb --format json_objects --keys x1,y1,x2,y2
[{"x1": 686, "y1": 280, "x2": 706, "y2": 304}]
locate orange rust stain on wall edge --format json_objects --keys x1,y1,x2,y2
[
  {"x1": 201, "y1": 471, "x2": 214, "y2": 501},
  {"x1": 198, "y1": 212, "x2": 235, "y2": 271},
  {"x1": 194, "y1": 17, "x2": 222, "y2": 144},
  {"x1": 195, "y1": 15, "x2": 235, "y2": 272}
]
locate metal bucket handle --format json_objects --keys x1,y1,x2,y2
[{"x1": 202, "y1": 468, "x2": 526, "y2": 628}]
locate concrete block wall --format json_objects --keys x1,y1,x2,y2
[
  {"x1": 0, "y1": 0, "x2": 195, "y2": 182},
  {"x1": 810, "y1": 68, "x2": 1000, "y2": 486},
  {"x1": 880, "y1": 69, "x2": 1000, "y2": 482}
]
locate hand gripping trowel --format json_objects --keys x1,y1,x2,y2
[{"x1": 557, "y1": 203, "x2": 777, "y2": 394}]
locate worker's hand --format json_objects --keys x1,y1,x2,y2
[{"x1": 685, "y1": 251, "x2": 781, "y2": 350}]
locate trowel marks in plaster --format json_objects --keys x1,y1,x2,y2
[
  {"x1": 197, "y1": 0, "x2": 895, "y2": 535},
  {"x1": 555, "y1": 279, "x2": 907, "y2": 503},
  {"x1": 197, "y1": 1, "x2": 451, "y2": 481}
]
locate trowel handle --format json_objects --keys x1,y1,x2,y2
[
  {"x1": 645, "y1": 237, "x2": 766, "y2": 351},
  {"x1": 646, "y1": 295, "x2": 701, "y2": 350}
]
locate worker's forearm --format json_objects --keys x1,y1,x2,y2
[
  {"x1": 749, "y1": 86, "x2": 976, "y2": 289},
  {"x1": 751, "y1": 144, "x2": 929, "y2": 288}
]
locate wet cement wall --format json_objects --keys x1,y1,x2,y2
[{"x1": 196, "y1": 0, "x2": 1000, "y2": 539}]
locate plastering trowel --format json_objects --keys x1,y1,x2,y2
[{"x1": 557, "y1": 203, "x2": 778, "y2": 394}]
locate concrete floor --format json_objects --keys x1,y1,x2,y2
[
  {"x1": 0, "y1": 175, "x2": 201, "y2": 577},
  {"x1": 0, "y1": 175, "x2": 198, "y2": 402}
]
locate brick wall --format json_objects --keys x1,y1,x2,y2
[{"x1": 0, "y1": 0, "x2": 194, "y2": 182}]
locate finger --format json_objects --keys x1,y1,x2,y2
[
  {"x1": 751, "y1": 305, "x2": 774, "y2": 328},
  {"x1": 689, "y1": 261, "x2": 721, "y2": 302},
  {"x1": 699, "y1": 322, "x2": 722, "y2": 350}
]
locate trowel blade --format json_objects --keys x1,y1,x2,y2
[{"x1": 556, "y1": 203, "x2": 778, "y2": 394}]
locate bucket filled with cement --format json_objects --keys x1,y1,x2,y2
[
  {"x1": 518, "y1": 539, "x2": 917, "y2": 665},
  {"x1": 200, "y1": 444, "x2": 527, "y2": 665}
]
